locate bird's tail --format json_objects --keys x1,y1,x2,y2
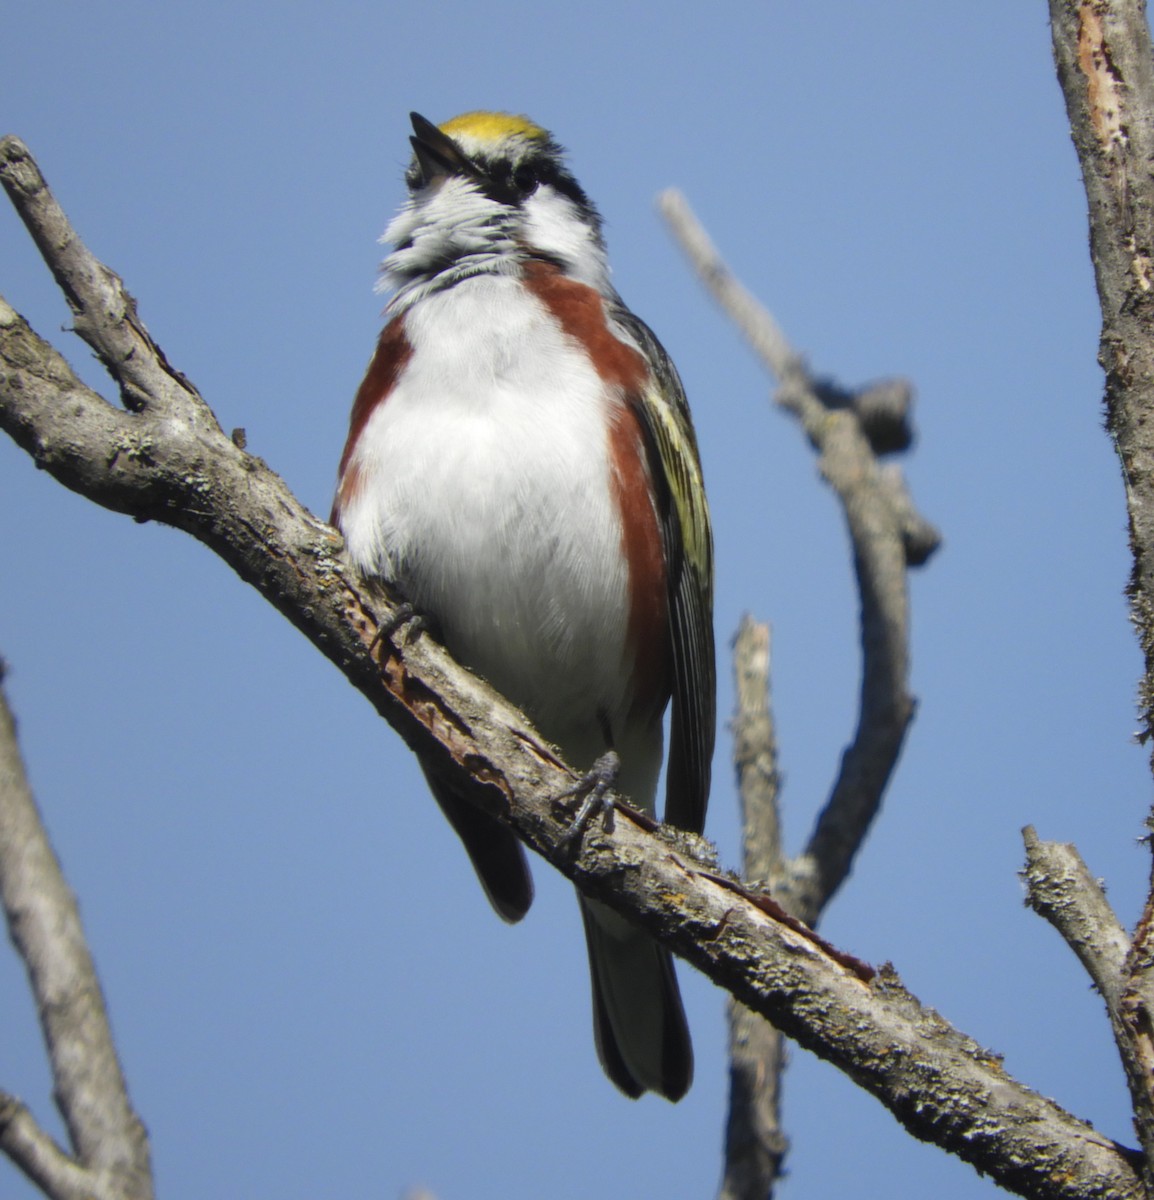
[
  {"x1": 420, "y1": 757, "x2": 534, "y2": 924},
  {"x1": 579, "y1": 895, "x2": 692, "y2": 1101}
]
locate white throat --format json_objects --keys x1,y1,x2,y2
[
  {"x1": 380, "y1": 178, "x2": 520, "y2": 310},
  {"x1": 379, "y1": 178, "x2": 614, "y2": 312}
]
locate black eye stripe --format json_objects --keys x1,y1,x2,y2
[
  {"x1": 404, "y1": 141, "x2": 594, "y2": 216},
  {"x1": 550, "y1": 172, "x2": 591, "y2": 209},
  {"x1": 493, "y1": 155, "x2": 551, "y2": 198},
  {"x1": 504, "y1": 158, "x2": 591, "y2": 209}
]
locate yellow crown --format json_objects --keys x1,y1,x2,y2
[{"x1": 438, "y1": 111, "x2": 547, "y2": 146}]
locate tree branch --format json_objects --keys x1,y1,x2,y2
[
  {"x1": 0, "y1": 1093, "x2": 100, "y2": 1200},
  {"x1": 1022, "y1": 827, "x2": 1131, "y2": 1009},
  {"x1": 719, "y1": 618, "x2": 789, "y2": 1200},
  {"x1": 1, "y1": 134, "x2": 1143, "y2": 1200},
  {"x1": 1022, "y1": 825, "x2": 1154, "y2": 1192},
  {"x1": 1049, "y1": 0, "x2": 1154, "y2": 750},
  {"x1": 661, "y1": 188, "x2": 940, "y2": 1197},
  {"x1": 0, "y1": 136, "x2": 215, "y2": 425},
  {"x1": 0, "y1": 666, "x2": 153, "y2": 1200},
  {"x1": 1050, "y1": 2, "x2": 1154, "y2": 1188},
  {"x1": 658, "y1": 187, "x2": 939, "y2": 925}
]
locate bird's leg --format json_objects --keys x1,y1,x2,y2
[{"x1": 555, "y1": 750, "x2": 621, "y2": 850}]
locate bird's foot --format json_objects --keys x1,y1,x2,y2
[
  {"x1": 555, "y1": 750, "x2": 621, "y2": 850},
  {"x1": 372, "y1": 601, "x2": 428, "y2": 651}
]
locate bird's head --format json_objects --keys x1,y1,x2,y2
[{"x1": 381, "y1": 110, "x2": 611, "y2": 304}]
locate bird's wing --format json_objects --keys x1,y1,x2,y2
[{"x1": 613, "y1": 307, "x2": 715, "y2": 834}]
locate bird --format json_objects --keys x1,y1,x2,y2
[{"x1": 332, "y1": 110, "x2": 715, "y2": 1101}]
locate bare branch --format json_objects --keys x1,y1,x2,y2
[
  {"x1": 1121, "y1": 885, "x2": 1154, "y2": 1183},
  {"x1": 662, "y1": 186, "x2": 942, "y2": 1199},
  {"x1": 659, "y1": 187, "x2": 939, "y2": 925},
  {"x1": 1022, "y1": 825, "x2": 1154, "y2": 1193},
  {"x1": 0, "y1": 671, "x2": 152, "y2": 1199},
  {"x1": 731, "y1": 616, "x2": 784, "y2": 884},
  {"x1": 1, "y1": 135, "x2": 1142, "y2": 1200},
  {"x1": 1050, "y1": 2, "x2": 1154, "y2": 1187},
  {"x1": 1022, "y1": 827, "x2": 1131, "y2": 1007},
  {"x1": 0, "y1": 136, "x2": 215, "y2": 424},
  {"x1": 720, "y1": 617, "x2": 788, "y2": 1200},
  {"x1": 1049, "y1": 0, "x2": 1154, "y2": 750},
  {"x1": 785, "y1": 396, "x2": 917, "y2": 918},
  {"x1": 656, "y1": 189, "x2": 802, "y2": 383},
  {"x1": 0, "y1": 1093, "x2": 98, "y2": 1200}
]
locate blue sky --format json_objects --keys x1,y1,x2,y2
[{"x1": 1, "y1": 3, "x2": 1146, "y2": 1197}]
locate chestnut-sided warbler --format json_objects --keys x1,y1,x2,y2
[{"x1": 332, "y1": 111, "x2": 715, "y2": 1101}]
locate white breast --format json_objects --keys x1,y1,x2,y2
[{"x1": 340, "y1": 276, "x2": 635, "y2": 747}]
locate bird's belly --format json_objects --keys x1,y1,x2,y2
[{"x1": 341, "y1": 285, "x2": 635, "y2": 742}]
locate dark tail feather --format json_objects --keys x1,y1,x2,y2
[
  {"x1": 420, "y1": 760, "x2": 534, "y2": 924},
  {"x1": 580, "y1": 896, "x2": 692, "y2": 1101}
]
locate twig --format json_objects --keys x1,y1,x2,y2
[
  {"x1": 0, "y1": 673, "x2": 153, "y2": 1200},
  {"x1": 656, "y1": 190, "x2": 802, "y2": 383},
  {"x1": 731, "y1": 617, "x2": 784, "y2": 883},
  {"x1": 1022, "y1": 827, "x2": 1130, "y2": 1008},
  {"x1": 0, "y1": 137, "x2": 212, "y2": 424},
  {"x1": 720, "y1": 618, "x2": 789, "y2": 1200},
  {"x1": 0, "y1": 1092, "x2": 97, "y2": 1200},
  {"x1": 0, "y1": 134, "x2": 1142, "y2": 1200},
  {"x1": 1021, "y1": 826, "x2": 1154, "y2": 1189}
]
